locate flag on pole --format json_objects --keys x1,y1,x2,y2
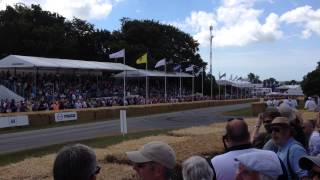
[
  {"x1": 174, "y1": 64, "x2": 181, "y2": 72},
  {"x1": 155, "y1": 58, "x2": 166, "y2": 68},
  {"x1": 229, "y1": 74, "x2": 233, "y2": 81},
  {"x1": 233, "y1": 75, "x2": 238, "y2": 81},
  {"x1": 185, "y1": 65, "x2": 194, "y2": 72},
  {"x1": 237, "y1": 77, "x2": 243, "y2": 81},
  {"x1": 109, "y1": 49, "x2": 125, "y2": 59},
  {"x1": 195, "y1": 67, "x2": 204, "y2": 76},
  {"x1": 136, "y1": 53, "x2": 147, "y2": 64},
  {"x1": 219, "y1": 73, "x2": 226, "y2": 79}
]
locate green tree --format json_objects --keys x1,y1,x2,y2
[
  {"x1": 110, "y1": 18, "x2": 204, "y2": 70},
  {"x1": 263, "y1": 77, "x2": 278, "y2": 87},
  {"x1": 301, "y1": 62, "x2": 320, "y2": 96},
  {"x1": 247, "y1": 73, "x2": 261, "y2": 83}
]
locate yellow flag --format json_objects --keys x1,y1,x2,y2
[{"x1": 136, "y1": 53, "x2": 147, "y2": 64}]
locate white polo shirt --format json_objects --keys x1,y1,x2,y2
[{"x1": 211, "y1": 147, "x2": 261, "y2": 180}]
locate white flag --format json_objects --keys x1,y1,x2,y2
[
  {"x1": 196, "y1": 67, "x2": 204, "y2": 76},
  {"x1": 185, "y1": 65, "x2": 194, "y2": 72},
  {"x1": 109, "y1": 49, "x2": 125, "y2": 59},
  {"x1": 155, "y1": 58, "x2": 166, "y2": 68},
  {"x1": 219, "y1": 73, "x2": 226, "y2": 79}
]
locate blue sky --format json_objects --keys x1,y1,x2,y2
[{"x1": 1, "y1": 0, "x2": 320, "y2": 81}]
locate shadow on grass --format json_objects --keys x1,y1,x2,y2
[
  {"x1": 0, "y1": 129, "x2": 170, "y2": 166},
  {"x1": 222, "y1": 107, "x2": 253, "y2": 117}
]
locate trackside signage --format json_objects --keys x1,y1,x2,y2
[
  {"x1": 54, "y1": 112, "x2": 77, "y2": 122},
  {"x1": 0, "y1": 115, "x2": 29, "y2": 128}
]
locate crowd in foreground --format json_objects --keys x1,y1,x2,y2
[{"x1": 51, "y1": 101, "x2": 320, "y2": 180}]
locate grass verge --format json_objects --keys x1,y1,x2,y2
[
  {"x1": 0, "y1": 129, "x2": 170, "y2": 166},
  {"x1": 222, "y1": 107, "x2": 253, "y2": 117}
]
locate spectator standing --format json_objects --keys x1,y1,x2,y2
[
  {"x1": 299, "y1": 155, "x2": 320, "y2": 180},
  {"x1": 53, "y1": 144, "x2": 100, "y2": 180},
  {"x1": 235, "y1": 150, "x2": 284, "y2": 180},
  {"x1": 182, "y1": 156, "x2": 214, "y2": 180},
  {"x1": 303, "y1": 120, "x2": 320, "y2": 156},
  {"x1": 251, "y1": 107, "x2": 281, "y2": 149},
  {"x1": 269, "y1": 117, "x2": 308, "y2": 180},
  {"x1": 126, "y1": 141, "x2": 176, "y2": 180},
  {"x1": 305, "y1": 97, "x2": 317, "y2": 111},
  {"x1": 211, "y1": 118, "x2": 260, "y2": 180}
]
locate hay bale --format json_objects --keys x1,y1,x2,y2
[
  {"x1": 126, "y1": 105, "x2": 146, "y2": 117},
  {"x1": 95, "y1": 108, "x2": 108, "y2": 121},
  {"x1": 97, "y1": 163, "x2": 137, "y2": 180},
  {"x1": 99, "y1": 135, "x2": 190, "y2": 163},
  {"x1": 29, "y1": 113, "x2": 51, "y2": 126},
  {"x1": 0, "y1": 154, "x2": 55, "y2": 180},
  {"x1": 78, "y1": 109, "x2": 95, "y2": 122},
  {"x1": 169, "y1": 126, "x2": 217, "y2": 136}
]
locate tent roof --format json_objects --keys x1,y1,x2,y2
[
  {"x1": 113, "y1": 69, "x2": 194, "y2": 78},
  {"x1": 0, "y1": 55, "x2": 136, "y2": 71},
  {"x1": 216, "y1": 79, "x2": 254, "y2": 88}
]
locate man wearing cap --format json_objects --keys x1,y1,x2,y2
[
  {"x1": 126, "y1": 141, "x2": 176, "y2": 180},
  {"x1": 270, "y1": 117, "x2": 308, "y2": 180},
  {"x1": 263, "y1": 104, "x2": 307, "y2": 150},
  {"x1": 299, "y1": 155, "x2": 320, "y2": 180},
  {"x1": 211, "y1": 119, "x2": 261, "y2": 180},
  {"x1": 235, "y1": 150, "x2": 283, "y2": 180}
]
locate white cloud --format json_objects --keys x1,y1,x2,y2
[
  {"x1": 173, "y1": 0, "x2": 283, "y2": 48},
  {"x1": 280, "y1": 5, "x2": 320, "y2": 38},
  {"x1": 0, "y1": 0, "x2": 119, "y2": 20}
]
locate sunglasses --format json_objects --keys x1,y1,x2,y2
[
  {"x1": 263, "y1": 119, "x2": 272, "y2": 124},
  {"x1": 93, "y1": 166, "x2": 101, "y2": 175},
  {"x1": 270, "y1": 127, "x2": 281, "y2": 133},
  {"x1": 134, "y1": 162, "x2": 153, "y2": 169},
  {"x1": 227, "y1": 117, "x2": 244, "y2": 122}
]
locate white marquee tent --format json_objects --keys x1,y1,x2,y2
[
  {"x1": 0, "y1": 55, "x2": 136, "y2": 71},
  {"x1": 113, "y1": 69, "x2": 194, "y2": 78}
]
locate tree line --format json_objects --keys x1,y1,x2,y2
[{"x1": 0, "y1": 4, "x2": 218, "y2": 95}]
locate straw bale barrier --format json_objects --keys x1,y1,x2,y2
[
  {"x1": 0, "y1": 98, "x2": 258, "y2": 130},
  {"x1": 2, "y1": 118, "x2": 312, "y2": 180}
]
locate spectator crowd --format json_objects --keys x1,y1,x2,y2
[
  {"x1": 0, "y1": 71, "x2": 211, "y2": 113},
  {"x1": 51, "y1": 100, "x2": 320, "y2": 180}
]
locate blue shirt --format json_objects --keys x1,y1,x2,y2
[
  {"x1": 309, "y1": 131, "x2": 320, "y2": 156},
  {"x1": 277, "y1": 138, "x2": 308, "y2": 180}
]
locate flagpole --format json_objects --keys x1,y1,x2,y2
[
  {"x1": 237, "y1": 82, "x2": 239, "y2": 99},
  {"x1": 146, "y1": 58, "x2": 148, "y2": 105},
  {"x1": 179, "y1": 65, "x2": 182, "y2": 98},
  {"x1": 165, "y1": 61, "x2": 167, "y2": 103},
  {"x1": 218, "y1": 72, "x2": 221, "y2": 100},
  {"x1": 224, "y1": 75, "x2": 227, "y2": 100},
  {"x1": 123, "y1": 51, "x2": 126, "y2": 106},
  {"x1": 202, "y1": 67, "x2": 204, "y2": 97},
  {"x1": 210, "y1": 26, "x2": 213, "y2": 100},
  {"x1": 192, "y1": 68, "x2": 194, "y2": 101},
  {"x1": 230, "y1": 81, "x2": 233, "y2": 99}
]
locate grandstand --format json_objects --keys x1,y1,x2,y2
[{"x1": 0, "y1": 55, "x2": 202, "y2": 113}]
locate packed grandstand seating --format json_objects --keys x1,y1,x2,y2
[{"x1": 0, "y1": 71, "x2": 211, "y2": 113}]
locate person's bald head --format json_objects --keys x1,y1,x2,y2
[{"x1": 226, "y1": 119, "x2": 250, "y2": 143}]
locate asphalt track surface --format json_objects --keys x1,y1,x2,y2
[{"x1": 0, "y1": 103, "x2": 250, "y2": 154}]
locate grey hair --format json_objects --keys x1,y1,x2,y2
[
  {"x1": 182, "y1": 156, "x2": 214, "y2": 180},
  {"x1": 53, "y1": 144, "x2": 97, "y2": 180}
]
